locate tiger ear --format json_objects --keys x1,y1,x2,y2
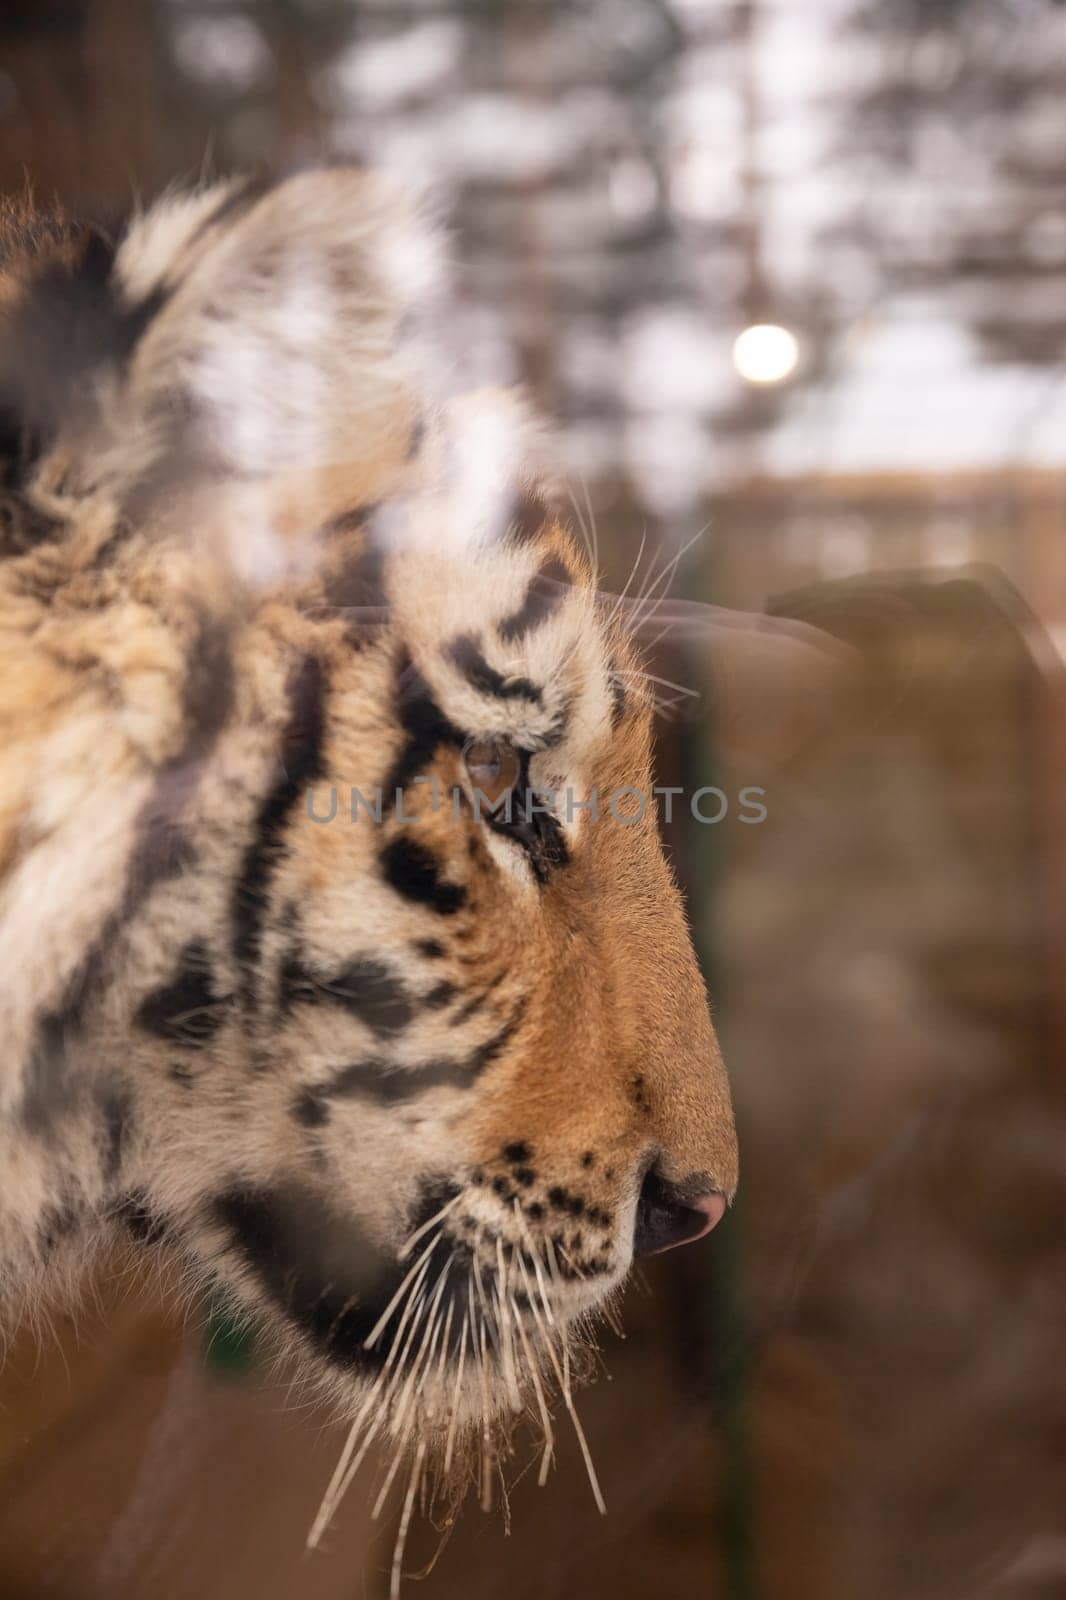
[
  {"x1": 119, "y1": 169, "x2": 438, "y2": 505},
  {"x1": 3, "y1": 169, "x2": 440, "y2": 531}
]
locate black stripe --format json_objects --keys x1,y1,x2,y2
[
  {"x1": 379, "y1": 836, "x2": 466, "y2": 916},
  {"x1": 610, "y1": 670, "x2": 628, "y2": 728},
  {"x1": 506, "y1": 492, "x2": 550, "y2": 547},
  {"x1": 323, "y1": 1056, "x2": 478, "y2": 1104},
  {"x1": 320, "y1": 535, "x2": 387, "y2": 606},
  {"x1": 318, "y1": 536, "x2": 389, "y2": 646},
  {"x1": 20, "y1": 854, "x2": 193, "y2": 1132},
  {"x1": 136, "y1": 939, "x2": 230, "y2": 1047},
  {"x1": 210, "y1": 1183, "x2": 395, "y2": 1373},
  {"x1": 469, "y1": 999, "x2": 527, "y2": 1072},
  {"x1": 232, "y1": 653, "x2": 327, "y2": 1007},
  {"x1": 447, "y1": 634, "x2": 542, "y2": 704},
  {"x1": 190, "y1": 175, "x2": 272, "y2": 245},
  {"x1": 382, "y1": 652, "x2": 462, "y2": 797},
  {"x1": 319, "y1": 1003, "x2": 525, "y2": 1106},
  {"x1": 292, "y1": 1088, "x2": 330, "y2": 1126},
  {"x1": 425, "y1": 980, "x2": 458, "y2": 1009},
  {"x1": 180, "y1": 612, "x2": 236, "y2": 751},
  {"x1": 0, "y1": 223, "x2": 170, "y2": 496},
  {"x1": 278, "y1": 954, "x2": 414, "y2": 1037},
  {"x1": 449, "y1": 970, "x2": 504, "y2": 1026},
  {"x1": 497, "y1": 555, "x2": 570, "y2": 643},
  {"x1": 39, "y1": 225, "x2": 169, "y2": 369},
  {"x1": 113, "y1": 1191, "x2": 170, "y2": 1246},
  {"x1": 37, "y1": 1201, "x2": 81, "y2": 1260},
  {"x1": 277, "y1": 948, "x2": 309, "y2": 1016},
  {"x1": 44, "y1": 225, "x2": 170, "y2": 367},
  {"x1": 18, "y1": 620, "x2": 235, "y2": 1131},
  {"x1": 406, "y1": 414, "x2": 427, "y2": 460},
  {"x1": 97, "y1": 1083, "x2": 131, "y2": 1186},
  {"x1": 0, "y1": 486, "x2": 63, "y2": 555}
]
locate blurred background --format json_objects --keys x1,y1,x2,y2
[{"x1": 2, "y1": 2, "x2": 1066, "y2": 1596}]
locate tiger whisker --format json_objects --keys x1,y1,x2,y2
[
  {"x1": 373, "y1": 1413, "x2": 414, "y2": 1521},
  {"x1": 565, "y1": 484, "x2": 596, "y2": 574},
  {"x1": 478, "y1": 1314, "x2": 494, "y2": 1515},
  {"x1": 386, "y1": 1257, "x2": 438, "y2": 1366},
  {"x1": 469, "y1": 1274, "x2": 494, "y2": 1514},
  {"x1": 580, "y1": 474, "x2": 600, "y2": 575},
  {"x1": 541, "y1": 1232, "x2": 567, "y2": 1304},
  {"x1": 309, "y1": 1190, "x2": 618, "y2": 1582},
  {"x1": 431, "y1": 1293, "x2": 457, "y2": 1403},
  {"x1": 614, "y1": 668, "x2": 699, "y2": 700},
  {"x1": 513, "y1": 1238, "x2": 604, "y2": 1513},
  {"x1": 598, "y1": 1297, "x2": 626, "y2": 1341},
  {"x1": 309, "y1": 1241, "x2": 439, "y2": 1550},
  {"x1": 389, "y1": 1259, "x2": 452, "y2": 1443},
  {"x1": 397, "y1": 1192, "x2": 463, "y2": 1262},
  {"x1": 539, "y1": 1237, "x2": 576, "y2": 1407},
  {"x1": 526, "y1": 1275, "x2": 606, "y2": 1516},
  {"x1": 614, "y1": 537, "x2": 675, "y2": 623},
  {"x1": 493, "y1": 1237, "x2": 522, "y2": 1413},
  {"x1": 600, "y1": 527, "x2": 648, "y2": 636},
  {"x1": 307, "y1": 1388, "x2": 383, "y2": 1550},
  {"x1": 390, "y1": 1437, "x2": 428, "y2": 1600},
  {"x1": 364, "y1": 1229, "x2": 441, "y2": 1349},
  {"x1": 511, "y1": 1291, "x2": 555, "y2": 1486},
  {"x1": 623, "y1": 526, "x2": 707, "y2": 635},
  {"x1": 510, "y1": 1205, "x2": 557, "y2": 1329},
  {"x1": 371, "y1": 1280, "x2": 444, "y2": 1529},
  {"x1": 636, "y1": 525, "x2": 706, "y2": 610},
  {"x1": 382, "y1": 1269, "x2": 441, "y2": 1407},
  {"x1": 336, "y1": 1278, "x2": 443, "y2": 1514},
  {"x1": 311, "y1": 1242, "x2": 447, "y2": 1548},
  {"x1": 648, "y1": 692, "x2": 692, "y2": 719},
  {"x1": 498, "y1": 1454, "x2": 513, "y2": 1538},
  {"x1": 443, "y1": 1309, "x2": 470, "y2": 1478}
]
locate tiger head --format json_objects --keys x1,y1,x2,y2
[{"x1": 0, "y1": 172, "x2": 737, "y2": 1482}]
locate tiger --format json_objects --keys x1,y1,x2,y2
[{"x1": 0, "y1": 167, "x2": 738, "y2": 1529}]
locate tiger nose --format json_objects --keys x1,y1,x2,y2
[{"x1": 632, "y1": 1171, "x2": 727, "y2": 1258}]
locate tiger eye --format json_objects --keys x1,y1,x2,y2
[{"x1": 463, "y1": 738, "x2": 521, "y2": 805}]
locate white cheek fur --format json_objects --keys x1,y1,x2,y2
[
  {"x1": 481, "y1": 827, "x2": 538, "y2": 887},
  {"x1": 528, "y1": 756, "x2": 592, "y2": 846}
]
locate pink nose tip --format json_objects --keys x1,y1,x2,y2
[
  {"x1": 656, "y1": 1190, "x2": 723, "y2": 1248},
  {"x1": 645, "y1": 1191, "x2": 728, "y2": 1256},
  {"x1": 633, "y1": 1174, "x2": 729, "y2": 1257},
  {"x1": 686, "y1": 1190, "x2": 727, "y2": 1244}
]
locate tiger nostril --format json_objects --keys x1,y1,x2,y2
[{"x1": 632, "y1": 1171, "x2": 726, "y2": 1258}]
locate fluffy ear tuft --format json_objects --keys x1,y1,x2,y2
[
  {"x1": 2, "y1": 169, "x2": 443, "y2": 524},
  {"x1": 121, "y1": 169, "x2": 441, "y2": 486}
]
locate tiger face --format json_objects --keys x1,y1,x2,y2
[{"x1": 0, "y1": 172, "x2": 737, "y2": 1486}]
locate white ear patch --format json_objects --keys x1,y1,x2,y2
[
  {"x1": 373, "y1": 387, "x2": 550, "y2": 565},
  {"x1": 434, "y1": 391, "x2": 543, "y2": 554},
  {"x1": 119, "y1": 170, "x2": 444, "y2": 486}
]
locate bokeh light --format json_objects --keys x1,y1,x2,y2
[{"x1": 732, "y1": 322, "x2": 800, "y2": 384}]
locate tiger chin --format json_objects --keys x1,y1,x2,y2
[{"x1": 0, "y1": 169, "x2": 738, "y2": 1535}]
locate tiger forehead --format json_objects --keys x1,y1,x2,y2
[
  {"x1": 308, "y1": 496, "x2": 632, "y2": 769},
  {"x1": 388, "y1": 524, "x2": 588, "y2": 648}
]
